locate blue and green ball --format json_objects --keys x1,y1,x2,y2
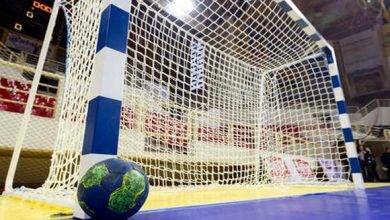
[{"x1": 77, "y1": 159, "x2": 149, "y2": 219}]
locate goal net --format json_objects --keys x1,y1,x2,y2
[{"x1": 4, "y1": 0, "x2": 354, "y2": 207}]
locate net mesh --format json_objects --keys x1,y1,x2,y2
[{"x1": 4, "y1": 0, "x2": 352, "y2": 205}]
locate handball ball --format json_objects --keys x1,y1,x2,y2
[{"x1": 77, "y1": 159, "x2": 149, "y2": 219}]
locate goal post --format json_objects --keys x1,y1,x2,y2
[
  {"x1": 4, "y1": 0, "x2": 61, "y2": 191},
  {"x1": 322, "y1": 47, "x2": 364, "y2": 189},
  {"x1": 274, "y1": 0, "x2": 364, "y2": 189},
  {"x1": 2, "y1": 0, "x2": 364, "y2": 209},
  {"x1": 73, "y1": 0, "x2": 132, "y2": 218}
]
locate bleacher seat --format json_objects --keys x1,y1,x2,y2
[
  {"x1": 0, "y1": 88, "x2": 13, "y2": 100},
  {"x1": 0, "y1": 78, "x2": 12, "y2": 87},
  {"x1": 13, "y1": 92, "x2": 28, "y2": 102},
  {"x1": 14, "y1": 80, "x2": 30, "y2": 91},
  {"x1": 7, "y1": 103, "x2": 24, "y2": 113},
  {"x1": 0, "y1": 77, "x2": 57, "y2": 118},
  {"x1": 47, "y1": 98, "x2": 56, "y2": 107},
  {"x1": 45, "y1": 108, "x2": 54, "y2": 117}
]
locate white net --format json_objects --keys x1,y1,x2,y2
[
  {"x1": 0, "y1": 60, "x2": 63, "y2": 151},
  {"x1": 4, "y1": 0, "x2": 353, "y2": 206},
  {"x1": 0, "y1": 52, "x2": 64, "y2": 188}
]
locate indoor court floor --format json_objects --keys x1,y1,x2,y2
[{"x1": 1, "y1": 183, "x2": 390, "y2": 220}]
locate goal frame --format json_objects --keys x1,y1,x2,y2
[
  {"x1": 3, "y1": 0, "x2": 364, "y2": 215},
  {"x1": 4, "y1": 0, "x2": 61, "y2": 191},
  {"x1": 274, "y1": 0, "x2": 364, "y2": 189}
]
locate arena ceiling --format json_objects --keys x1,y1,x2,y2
[
  {"x1": 293, "y1": 0, "x2": 387, "y2": 39},
  {"x1": 0, "y1": 0, "x2": 387, "y2": 45}
]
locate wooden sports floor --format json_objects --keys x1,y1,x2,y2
[{"x1": 1, "y1": 183, "x2": 390, "y2": 220}]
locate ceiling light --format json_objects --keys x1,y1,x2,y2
[{"x1": 167, "y1": 0, "x2": 194, "y2": 18}]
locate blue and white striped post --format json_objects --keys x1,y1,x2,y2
[
  {"x1": 274, "y1": 0, "x2": 364, "y2": 189},
  {"x1": 74, "y1": 0, "x2": 131, "y2": 218},
  {"x1": 323, "y1": 47, "x2": 365, "y2": 189}
]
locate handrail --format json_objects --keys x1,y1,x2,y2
[
  {"x1": 0, "y1": 42, "x2": 22, "y2": 63},
  {"x1": 350, "y1": 99, "x2": 390, "y2": 139},
  {"x1": 0, "y1": 59, "x2": 64, "y2": 80},
  {"x1": 0, "y1": 42, "x2": 66, "y2": 74},
  {"x1": 357, "y1": 99, "x2": 390, "y2": 117},
  {"x1": 347, "y1": 106, "x2": 359, "y2": 113},
  {"x1": 22, "y1": 52, "x2": 66, "y2": 73},
  {"x1": 351, "y1": 124, "x2": 372, "y2": 136}
]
